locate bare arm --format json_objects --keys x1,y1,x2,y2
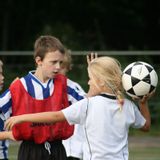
[
  {"x1": 0, "y1": 131, "x2": 15, "y2": 141},
  {"x1": 138, "y1": 100, "x2": 151, "y2": 132},
  {"x1": 5, "y1": 111, "x2": 66, "y2": 131},
  {"x1": 138, "y1": 96, "x2": 151, "y2": 132}
]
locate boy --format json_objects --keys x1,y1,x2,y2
[
  {"x1": 0, "y1": 35, "x2": 86, "y2": 160},
  {"x1": 0, "y1": 60, "x2": 9, "y2": 160},
  {"x1": 0, "y1": 60, "x2": 4, "y2": 91}
]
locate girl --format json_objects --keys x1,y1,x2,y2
[{"x1": 1, "y1": 56, "x2": 151, "y2": 160}]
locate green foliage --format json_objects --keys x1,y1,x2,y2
[{"x1": 0, "y1": 1, "x2": 160, "y2": 50}]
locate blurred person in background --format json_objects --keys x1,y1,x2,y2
[
  {"x1": 60, "y1": 50, "x2": 85, "y2": 160},
  {"x1": 0, "y1": 59, "x2": 9, "y2": 160}
]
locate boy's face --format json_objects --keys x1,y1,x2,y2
[
  {"x1": 0, "y1": 66, "x2": 4, "y2": 91},
  {"x1": 36, "y1": 50, "x2": 64, "y2": 82}
]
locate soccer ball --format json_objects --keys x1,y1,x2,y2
[{"x1": 122, "y1": 61, "x2": 158, "y2": 98}]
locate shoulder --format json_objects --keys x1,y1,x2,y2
[
  {"x1": 124, "y1": 98, "x2": 136, "y2": 106},
  {"x1": 0, "y1": 89, "x2": 10, "y2": 98},
  {"x1": 67, "y1": 79, "x2": 82, "y2": 88},
  {"x1": 9, "y1": 77, "x2": 22, "y2": 89},
  {"x1": 67, "y1": 78, "x2": 86, "y2": 93},
  {"x1": 123, "y1": 98, "x2": 138, "y2": 112}
]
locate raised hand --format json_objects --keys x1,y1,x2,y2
[{"x1": 87, "y1": 52, "x2": 98, "y2": 65}]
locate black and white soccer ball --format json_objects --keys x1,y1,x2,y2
[{"x1": 122, "y1": 61, "x2": 158, "y2": 98}]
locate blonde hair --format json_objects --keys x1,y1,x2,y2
[
  {"x1": 88, "y1": 56, "x2": 124, "y2": 108},
  {"x1": 0, "y1": 60, "x2": 3, "y2": 67}
]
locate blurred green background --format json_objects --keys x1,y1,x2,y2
[
  {"x1": 0, "y1": 52, "x2": 160, "y2": 134},
  {"x1": 0, "y1": 1, "x2": 160, "y2": 159}
]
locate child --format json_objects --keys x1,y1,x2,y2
[
  {"x1": 0, "y1": 60, "x2": 4, "y2": 91},
  {"x1": 59, "y1": 49, "x2": 72, "y2": 75},
  {"x1": 0, "y1": 35, "x2": 86, "y2": 160},
  {"x1": 0, "y1": 60, "x2": 9, "y2": 160},
  {"x1": 60, "y1": 50, "x2": 85, "y2": 160},
  {"x1": 1, "y1": 56, "x2": 151, "y2": 160}
]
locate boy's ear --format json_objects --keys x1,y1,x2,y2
[{"x1": 35, "y1": 56, "x2": 42, "y2": 66}]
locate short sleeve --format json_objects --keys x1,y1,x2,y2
[
  {"x1": 132, "y1": 104, "x2": 146, "y2": 129},
  {"x1": 62, "y1": 98, "x2": 89, "y2": 125}
]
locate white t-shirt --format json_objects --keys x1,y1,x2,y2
[
  {"x1": 62, "y1": 94, "x2": 146, "y2": 160},
  {"x1": 62, "y1": 79, "x2": 86, "y2": 159}
]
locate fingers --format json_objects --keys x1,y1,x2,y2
[
  {"x1": 9, "y1": 131, "x2": 16, "y2": 141},
  {"x1": 140, "y1": 95, "x2": 148, "y2": 104},
  {"x1": 4, "y1": 118, "x2": 14, "y2": 131},
  {"x1": 87, "y1": 55, "x2": 90, "y2": 64},
  {"x1": 87, "y1": 52, "x2": 98, "y2": 65},
  {"x1": 90, "y1": 52, "x2": 98, "y2": 60}
]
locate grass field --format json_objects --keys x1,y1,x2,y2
[
  {"x1": 129, "y1": 136, "x2": 160, "y2": 160},
  {"x1": 8, "y1": 136, "x2": 160, "y2": 160}
]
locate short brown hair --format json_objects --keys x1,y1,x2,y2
[{"x1": 34, "y1": 35, "x2": 65, "y2": 60}]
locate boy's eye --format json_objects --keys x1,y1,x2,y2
[{"x1": 51, "y1": 61, "x2": 57, "y2": 64}]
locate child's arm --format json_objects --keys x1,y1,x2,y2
[
  {"x1": 0, "y1": 131, "x2": 15, "y2": 140},
  {"x1": 137, "y1": 95, "x2": 151, "y2": 132},
  {"x1": 5, "y1": 111, "x2": 66, "y2": 131},
  {"x1": 138, "y1": 97, "x2": 151, "y2": 132}
]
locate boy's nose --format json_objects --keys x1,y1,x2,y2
[{"x1": 55, "y1": 63, "x2": 61, "y2": 69}]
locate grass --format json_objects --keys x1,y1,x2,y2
[
  {"x1": 129, "y1": 136, "x2": 160, "y2": 160},
  {"x1": 8, "y1": 136, "x2": 160, "y2": 160},
  {"x1": 129, "y1": 147, "x2": 160, "y2": 160},
  {"x1": 8, "y1": 141, "x2": 19, "y2": 160}
]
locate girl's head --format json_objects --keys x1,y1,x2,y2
[{"x1": 88, "y1": 56, "x2": 122, "y2": 95}]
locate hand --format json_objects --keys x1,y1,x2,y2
[
  {"x1": 0, "y1": 131, "x2": 16, "y2": 141},
  {"x1": 132, "y1": 90, "x2": 155, "y2": 104},
  {"x1": 4, "y1": 116, "x2": 22, "y2": 131},
  {"x1": 87, "y1": 52, "x2": 98, "y2": 65},
  {"x1": 7, "y1": 131, "x2": 16, "y2": 141}
]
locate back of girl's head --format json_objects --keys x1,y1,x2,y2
[
  {"x1": 88, "y1": 56, "x2": 122, "y2": 93},
  {"x1": 0, "y1": 60, "x2": 3, "y2": 67},
  {"x1": 34, "y1": 35, "x2": 65, "y2": 60}
]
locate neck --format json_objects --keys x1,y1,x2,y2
[
  {"x1": 34, "y1": 70, "x2": 48, "y2": 83},
  {"x1": 101, "y1": 86, "x2": 115, "y2": 95}
]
